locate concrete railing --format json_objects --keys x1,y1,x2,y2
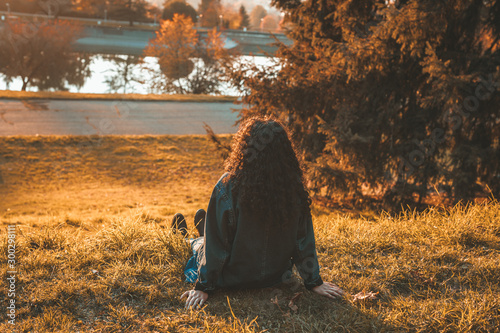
[
  {"x1": 0, "y1": 11, "x2": 287, "y2": 36},
  {"x1": 0, "y1": 11, "x2": 292, "y2": 56}
]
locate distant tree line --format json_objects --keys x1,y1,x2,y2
[
  {"x1": 0, "y1": 1, "x2": 279, "y2": 92},
  {"x1": 0, "y1": 13, "x2": 234, "y2": 93},
  {"x1": 0, "y1": 0, "x2": 159, "y2": 26},
  {"x1": 0, "y1": 0, "x2": 282, "y2": 31}
]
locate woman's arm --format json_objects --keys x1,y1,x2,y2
[
  {"x1": 182, "y1": 180, "x2": 233, "y2": 308},
  {"x1": 292, "y1": 210, "x2": 324, "y2": 290},
  {"x1": 194, "y1": 182, "x2": 233, "y2": 293},
  {"x1": 292, "y1": 210, "x2": 344, "y2": 299}
]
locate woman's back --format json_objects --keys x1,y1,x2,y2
[
  {"x1": 195, "y1": 117, "x2": 323, "y2": 293},
  {"x1": 180, "y1": 117, "x2": 344, "y2": 308},
  {"x1": 198, "y1": 173, "x2": 302, "y2": 290}
]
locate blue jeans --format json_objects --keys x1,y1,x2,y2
[{"x1": 184, "y1": 236, "x2": 204, "y2": 283}]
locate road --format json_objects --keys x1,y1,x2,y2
[{"x1": 0, "y1": 100, "x2": 241, "y2": 136}]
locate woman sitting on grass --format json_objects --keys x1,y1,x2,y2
[{"x1": 173, "y1": 117, "x2": 344, "y2": 309}]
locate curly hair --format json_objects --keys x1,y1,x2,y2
[{"x1": 224, "y1": 117, "x2": 311, "y2": 228}]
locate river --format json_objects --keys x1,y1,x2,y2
[{"x1": 0, "y1": 55, "x2": 274, "y2": 96}]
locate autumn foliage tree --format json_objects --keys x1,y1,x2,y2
[
  {"x1": 198, "y1": 0, "x2": 220, "y2": 28},
  {"x1": 260, "y1": 14, "x2": 278, "y2": 32},
  {"x1": 0, "y1": 0, "x2": 71, "y2": 15},
  {"x1": 70, "y1": 0, "x2": 107, "y2": 17},
  {"x1": 220, "y1": 6, "x2": 240, "y2": 30},
  {"x1": 230, "y1": 0, "x2": 500, "y2": 207},
  {"x1": 238, "y1": 5, "x2": 250, "y2": 30},
  {"x1": 110, "y1": 0, "x2": 149, "y2": 26},
  {"x1": 249, "y1": 5, "x2": 266, "y2": 30},
  {"x1": 0, "y1": 19, "x2": 90, "y2": 91},
  {"x1": 145, "y1": 14, "x2": 234, "y2": 94},
  {"x1": 70, "y1": 0, "x2": 149, "y2": 24},
  {"x1": 162, "y1": 0, "x2": 197, "y2": 22}
]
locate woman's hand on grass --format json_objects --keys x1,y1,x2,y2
[
  {"x1": 312, "y1": 282, "x2": 344, "y2": 300},
  {"x1": 181, "y1": 289, "x2": 208, "y2": 309}
]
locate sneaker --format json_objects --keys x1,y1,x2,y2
[
  {"x1": 194, "y1": 209, "x2": 206, "y2": 237},
  {"x1": 172, "y1": 213, "x2": 188, "y2": 237}
]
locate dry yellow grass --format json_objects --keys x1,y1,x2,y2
[
  {"x1": 0, "y1": 136, "x2": 499, "y2": 332},
  {"x1": 0, "y1": 135, "x2": 230, "y2": 226},
  {"x1": 0, "y1": 90, "x2": 238, "y2": 103}
]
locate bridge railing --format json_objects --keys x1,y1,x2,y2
[
  {"x1": 0, "y1": 11, "x2": 287, "y2": 36},
  {"x1": 0, "y1": 10, "x2": 159, "y2": 30}
]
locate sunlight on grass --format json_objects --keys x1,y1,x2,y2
[
  {"x1": 0, "y1": 90, "x2": 237, "y2": 102},
  {"x1": 0, "y1": 136, "x2": 499, "y2": 332}
]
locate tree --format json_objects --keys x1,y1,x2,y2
[
  {"x1": 230, "y1": 0, "x2": 500, "y2": 207},
  {"x1": 238, "y1": 5, "x2": 250, "y2": 30},
  {"x1": 220, "y1": 5, "x2": 240, "y2": 30},
  {"x1": 109, "y1": 0, "x2": 149, "y2": 26},
  {"x1": 70, "y1": 0, "x2": 148, "y2": 23},
  {"x1": 188, "y1": 27, "x2": 233, "y2": 93},
  {"x1": 145, "y1": 14, "x2": 234, "y2": 94},
  {"x1": 198, "y1": 0, "x2": 215, "y2": 14},
  {"x1": 198, "y1": 0, "x2": 220, "y2": 28},
  {"x1": 0, "y1": 0, "x2": 72, "y2": 16},
  {"x1": 146, "y1": 14, "x2": 197, "y2": 82},
  {"x1": 249, "y1": 5, "x2": 266, "y2": 30},
  {"x1": 0, "y1": 19, "x2": 90, "y2": 91},
  {"x1": 71, "y1": 0, "x2": 108, "y2": 17},
  {"x1": 162, "y1": 0, "x2": 197, "y2": 22},
  {"x1": 103, "y1": 55, "x2": 144, "y2": 93},
  {"x1": 260, "y1": 14, "x2": 278, "y2": 32},
  {"x1": 36, "y1": 53, "x2": 91, "y2": 91},
  {"x1": 0, "y1": 0, "x2": 39, "y2": 14},
  {"x1": 38, "y1": 0, "x2": 72, "y2": 17},
  {"x1": 146, "y1": 3, "x2": 162, "y2": 23}
]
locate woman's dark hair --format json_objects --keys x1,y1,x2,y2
[{"x1": 224, "y1": 117, "x2": 311, "y2": 228}]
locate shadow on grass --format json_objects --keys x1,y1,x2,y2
[{"x1": 199, "y1": 278, "x2": 399, "y2": 332}]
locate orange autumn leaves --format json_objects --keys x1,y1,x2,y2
[
  {"x1": 145, "y1": 14, "x2": 230, "y2": 81},
  {"x1": 0, "y1": 19, "x2": 87, "y2": 91},
  {"x1": 144, "y1": 14, "x2": 233, "y2": 94},
  {"x1": 145, "y1": 14, "x2": 198, "y2": 81}
]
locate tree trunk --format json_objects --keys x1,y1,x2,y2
[
  {"x1": 128, "y1": 0, "x2": 134, "y2": 27},
  {"x1": 21, "y1": 79, "x2": 28, "y2": 91}
]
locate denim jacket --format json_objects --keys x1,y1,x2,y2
[{"x1": 194, "y1": 172, "x2": 324, "y2": 293}]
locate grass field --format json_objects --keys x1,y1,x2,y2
[{"x1": 0, "y1": 135, "x2": 499, "y2": 332}]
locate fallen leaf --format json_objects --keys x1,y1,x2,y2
[
  {"x1": 352, "y1": 290, "x2": 379, "y2": 302},
  {"x1": 287, "y1": 292, "x2": 302, "y2": 313},
  {"x1": 290, "y1": 292, "x2": 303, "y2": 303}
]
